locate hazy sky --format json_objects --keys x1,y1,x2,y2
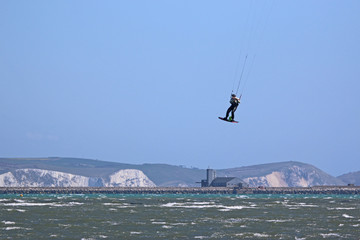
[{"x1": 1, "y1": 0, "x2": 359, "y2": 176}]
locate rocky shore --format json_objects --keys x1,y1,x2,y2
[{"x1": 0, "y1": 186, "x2": 359, "y2": 195}]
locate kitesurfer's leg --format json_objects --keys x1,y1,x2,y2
[
  {"x1": 231, "y1": 105, "x2": 238, "y2": 121},
  {"x1": 225, "y1": 105, "x2": 234, "y2": 119}
]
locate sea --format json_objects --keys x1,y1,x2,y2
[{"x1": 1, "y1": 194, "x2": 359, "y2": 239}]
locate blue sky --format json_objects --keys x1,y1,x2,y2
[{"x1": 1, "y1": 0, "x2": 359, "y2": 176}]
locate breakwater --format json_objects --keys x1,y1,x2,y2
[{"x1": 1, "y1": 186, "x2": 359, "y2": 195}]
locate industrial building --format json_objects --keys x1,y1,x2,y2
[{"x1": 200, "y1": 169, "x2": 247, "y2": 188}]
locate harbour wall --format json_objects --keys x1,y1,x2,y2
[{"x1": 0, "y1": 186, "x2": 359, "y2": 195}]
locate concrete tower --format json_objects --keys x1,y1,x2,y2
[{"x1": 206, "y1": 168, "x2": 216, "y2": 186}]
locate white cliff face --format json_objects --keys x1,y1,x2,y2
[
  {"x1": 0, "y1": 169, "x2": 89, "y2": 187},
  {"x1": 105, "y1": 169, "x2": 156, "y2": 187},
  {"x1": 242, "y1": 165, "x2": 337, "y2": 187},
  {"x1": 0, "y1": 168, "x2": 156, "y2": 187}
]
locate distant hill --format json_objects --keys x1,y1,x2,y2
[
  {"x1": 337, "y1": 171, "x2": 360, "y2": 186},
  {"x1": 216, "y1": 161, "x2": 345, "y2": 187},
  {"x1": 0, "y1": 158, "x2": 348, "y2": 187},
  {"x1": 0, "y1": 158, "x2": 205, "y2": 187},
  {"x1": 0, "y1": 168, "x2": 155, "y2": 187}
]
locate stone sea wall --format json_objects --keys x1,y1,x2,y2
[{"x1": 0, "y1": 186, "x2": 359, "y2": 195}]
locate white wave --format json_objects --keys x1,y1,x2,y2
[
  {"x1": 224, "y1": 206, "x2": 246, "y2": 210},
  {"x1": 342, "y1": 214, "x2": 354, "y2": 218},
  {"x1": 2, "y1": 202, "x2": 83, "y2": 207},
  {"x1": 162, "y1": 225, "x2": 173, "y2": 229},
  {"x1": 5, "y1": 208, "x2": 26, "y2": 212},
  {"x1": 320, "y1": 233, "x2": 341, "y2": 238},
  {"x1": 161, "y1": 202, "x2": 219, "y2": 209},
  {"x1": 130, "y1": 232, "x2": 142, "y2": 235},
  {"x1": 3, "y1": 202, "x2": 53, "y2": 207},
  {"x1": 4, "y1": 227, "x2": 32, "y2": 231},
  {"x1": 192, "y1": 202, "x2": 213, "y2": 205},
  {"x1": 171, "y1": 223, "x2": 187, "y2": 226},
  {"x1": 67, "y1": 202, "x2": 84, "y2": 206},
  {"x1": 103, "y1": 203, "x2": 122, "y2": 206},
  {"x1": 297, "y1": 203, "x2": 319, "y2": 207},
  {"x1": 283, "y1": 203, "x2": 318, "y2": 208},
  {"x1": 266, "y1": 219, "x2": 294, "y2": 223},
  {"x1": 253, "y1": 233, "x2": 269, "y2": 237},
  {"x1": 218, "y1": 209, "x2": 231, "y2": 212},
  {"x1": 4, "y1": 227, "x2": 21, "y2": 230},
  {"x1": 151, "y1": 222, "x2": 167, "y2": 224},
  {"x1": 1, "y1": 221, "x2": 15, "y2": 225},
  {"x1": 235, "y1": 195, "x2": 249, "y2": 199}
]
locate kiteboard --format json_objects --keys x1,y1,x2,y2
[{"x1": 218, "y1": 117, "x2": 238, "y2": 123}]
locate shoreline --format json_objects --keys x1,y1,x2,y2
[{"x1": 0, "y1": 186, "x2": 359, "y2": 195}]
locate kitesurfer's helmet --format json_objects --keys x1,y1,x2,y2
[{"x1": 231, "y1": 94, "x2": 236, "y2": 97}]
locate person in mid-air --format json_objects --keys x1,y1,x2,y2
[{"x1": 224, "y1": 94, "x2": 241, "y2": 121}]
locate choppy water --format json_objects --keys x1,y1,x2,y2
[{"x1": 1, "y1": 194, "x2": 359, "y2": 239}]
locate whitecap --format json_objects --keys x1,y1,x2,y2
[
  {"x1": 320, "y1": 233, "x2": 341, "y2": 238},
  {"x1": 171, "y1": 223, "x2": 187, "y2": 226},
  {"x1": 161, "y1": 202, "x2": 220, "y2": 209},
  {"x1": 162, "y1": 225, "x2": 173, "y2": 229},
  {"x1": 218, "y1": 209, "x2": 231, "y2": 212},
  {"x1": 1, "y1": 221, "x2": 15, "y2": 225},
  {"x1": 103, "y1": 203, "x2": 121, "y2": 206},
  {"x1": 192, "y1": 202, "x2": 213, "y2": 205},
  {"x1": 161, "y1": 202, "x2": 178, "y2": 207},
  {"x1": 327, "y1": 207, "x2": 355, "y2": 210},
  {"x1": 4, "y1": 227, "x2": 22, "y2": 230},
  {"x1": 224, "y1": 206, "x2": 247, "y2": 210},
  {"x1": 4, "y1": 227, "x2": 32, "y2": 231},
  {"x1": 130, "y1": 232, "x2": 142, "y2": 235},
  {"x1": 6, "y1": 208, "x2": 26, "y2": 212},
  {"x1": 2, "y1": 202, "x2": 82, "y2": 207},
  {"x1": 266, "y1": 219, "x2": 294, "y2": 223},
  {"x1": 342, "y1": 214, "x2": 354, "y2": 218},
  {"x1": 253, "y1": 233, "x2": 269, "y2": 237},
  {"x1": 235, "y1": 195, "x2": 249, "y2": 199}
]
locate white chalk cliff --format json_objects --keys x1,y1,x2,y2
[
  {"x1": 0, "y1": 168, "x2": 156, "y2": 187},
  {"x1": 242, "y1": 165, "x2": 341, "y2": 187}
]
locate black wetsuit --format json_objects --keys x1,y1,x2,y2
[{"x1": 225, "y1": 97, "x2": 240, "y2": 120}]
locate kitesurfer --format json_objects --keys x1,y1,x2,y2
[{"x1": 224, "y1": 94, "x2": 240, "y2": 121}]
